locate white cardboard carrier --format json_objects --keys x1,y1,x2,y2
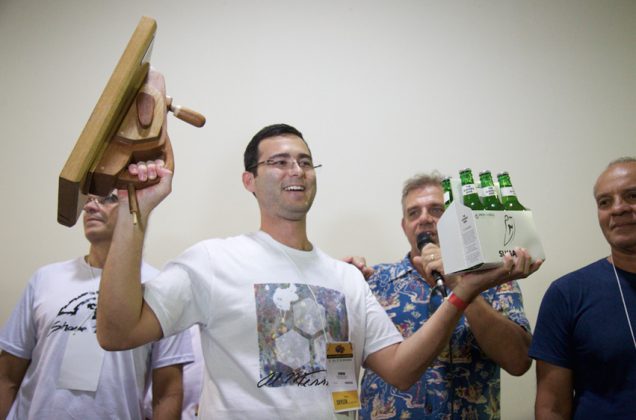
[{"x1": 437, "y1": 199, "x2": 546, "y2": 275}]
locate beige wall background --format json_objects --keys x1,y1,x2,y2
[{"x1": 1, "y1": 0, "x2": 634, "y2": 418}]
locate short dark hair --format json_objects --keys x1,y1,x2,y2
[{"x1": 243, "y1": 124, "x2": 309, "y2": 176}]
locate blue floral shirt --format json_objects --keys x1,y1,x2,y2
[{"x1": 359, "y1": 254, "x2": 530, "y2": 420}]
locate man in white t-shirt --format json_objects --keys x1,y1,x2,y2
[
  {"x1": 0, "y1": 191, "x2": 194, "y2": 419},
  {"x1": 96, "y1": 124, "x2": 541, "y2": 419}
]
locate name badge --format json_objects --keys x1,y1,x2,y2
[
  {"x1": 58, "y1": 329, "x2": 105, "y2": 392},
  {"x1": 326, "y1": 342, "x2": 360, "y2": 413}
]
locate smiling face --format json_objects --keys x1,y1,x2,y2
[
  {"x1": 401, "y1": 184, "x2": 445, "y2": 257},
  {"x1": 243, "y1": 134, "x2": 318, "y2": 225},
  {"x1": 594, "y1": 161, "x2": 636, "y2": 255}
]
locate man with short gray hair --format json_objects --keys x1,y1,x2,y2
[{"x1": 360, "y1": 172, "x2": 533, "y2": 419}]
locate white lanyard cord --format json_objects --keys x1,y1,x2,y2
[{"x1": 610, "y1": 257, "x2": 636, "y2": 352}]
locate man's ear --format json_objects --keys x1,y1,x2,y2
[{"x1": 242, "y1": 171, "x2": 256, "y2": 194}]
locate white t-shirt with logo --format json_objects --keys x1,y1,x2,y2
[
  {"x1": 0, "y1": 257, "x2": 194, "y2": 420},
  {"x1": 144, "y1": 231, "x2": 403, "y2": 420}
]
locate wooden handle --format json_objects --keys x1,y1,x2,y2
[
  {"x1": 115, "y1": 133, "x2": 175, "y2": 188},
  {"x1": 166, "y1": 96, "x2": 206, "y2": 127}
]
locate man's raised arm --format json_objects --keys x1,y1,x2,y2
[
  {"x1": 365, "y1": 248, "x2": 541, "y2": 390},
  {"x1": 96, "y1": 161, "x2": 171, "y2": 350}
]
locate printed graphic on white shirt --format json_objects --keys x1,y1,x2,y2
[
  {"x1": 49, "y1": 291, "x2": 99, "y2": 335},
  {"x1": 254, "y1": 283, "x2": 349, "y2": 388}
]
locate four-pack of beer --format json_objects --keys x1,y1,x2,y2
[{"x1": 437, "y1": 168, "x2": 545, "y2": 275}]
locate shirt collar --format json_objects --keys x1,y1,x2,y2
[{"x1": 389, "y1": 252, "x2": 424, "y2": 282}]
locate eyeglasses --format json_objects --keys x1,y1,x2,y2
[
  {"x1": 248, "y1": 157, "x2": 323, "y2": 172},
  {"x1": 85, "y1": 193, "x2": 119, "y2": 206}
]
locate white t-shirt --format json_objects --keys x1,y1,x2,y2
[
  {"x1": 144, "y1": 231, "x2": 403, "y2": 420},
  {"x1": 0, "y1": 257, "x2": 194, "y2": 420}
]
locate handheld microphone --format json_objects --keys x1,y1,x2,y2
[{"x1": 416, "y1": 232, "x2": 446, "y2": 296}]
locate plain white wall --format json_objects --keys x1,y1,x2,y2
[{"x1": 1, "y1": 0, "x2": 634, "y2": 418}]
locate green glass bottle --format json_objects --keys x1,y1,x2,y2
[
  {"x1": 479, "y1": 170, "x2": 504, "y2": 210},
  {"x1": 497, "y1": 171, "x2": 527, "y2": 210},
  {"x1": 441, "y1": 176, "x2": 453, "y2": 208},
  {"x1": 459, "y1": 168, "x2": 485, "y2": 210}
]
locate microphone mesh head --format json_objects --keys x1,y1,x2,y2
[{"x1": 416, "y1": 232, "x2": 433, "y2": 251}]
